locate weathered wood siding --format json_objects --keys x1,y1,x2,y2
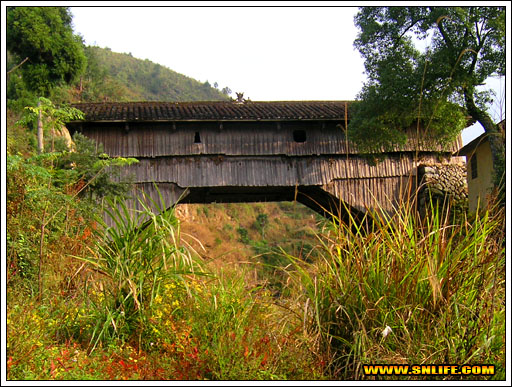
[
  {"x1": 324, "y1": 176, "x2": 414, "y2": 213},
  {"x1": 116, "y1": 155, "x2": 417, "y2": 186},
  {"x1": 82, "y1": 121, "x2": 461, "y2": 158},
  {"x1": 108, "y1": 153, "x2": 444, "y2": 213}
]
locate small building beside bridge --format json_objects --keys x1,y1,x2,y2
[
  {"x1": 66, "y1": 100, "x2": 465, "y2": 222},
  {"x1": 457, "y1": 132, "x2": 494, "y2": 212},
  {"x1": 456, "y1": 119, "x2": 506, "y2": 213}
]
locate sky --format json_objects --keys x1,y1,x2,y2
[{"x1": 69, "y1": 6, "x2": 365, "y2": 101}]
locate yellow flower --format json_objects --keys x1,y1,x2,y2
[{"x1": 165, "y1": 283, "x2": 176, "y2": 291}]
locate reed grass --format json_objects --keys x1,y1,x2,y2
[{"x1": 283, "y1": 195, "x2": 505, "y2": 380}]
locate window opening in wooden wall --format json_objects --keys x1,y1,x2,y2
[
  {"x1": 470, "y1": 153, "x2": 478, "y2": 179},
  {"x1": 194, "y1": 132, "x2": 201, "y2": 144},
  {"x1": 293, "y1": 130, "x2": 307, "y2": 143}
]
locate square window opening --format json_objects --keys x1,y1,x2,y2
[{"x1": 293, "y1": 130, "x2": 307, "y2": 143}]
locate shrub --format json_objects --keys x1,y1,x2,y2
[{"x1": 237, "y1": 226, "x2": 250, "y2": 244}]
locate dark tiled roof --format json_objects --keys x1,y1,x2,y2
[{"x1": 71, "y1": 101, "x2": 352, "y2": 122}]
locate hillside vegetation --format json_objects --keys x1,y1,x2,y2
[
  {"x1": 7, "y1": 46, "x2": 230, "y2": 108},
  {"x1": 79, "y1": 46, "x2": 231, "y2": 102}
]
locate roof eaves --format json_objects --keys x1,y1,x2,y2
[
  {"x1": 456, "y1": 132, "x2": 488, "y2": 156},
  {"x1": 69, "y1": 117, "x2": 346, "y2": 124}
]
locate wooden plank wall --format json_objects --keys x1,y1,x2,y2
[
  {"x1": 107, "y1": 153, "x2": 443, "y2": 214},
  {"x1": 324, "y1": 176, "x2": 415, "y2": 214},
  {"x1": 82, "y1": 121, "x2": 461, "y2": 158},
  {"x1": 114, "y1": 155, "x2": 417, "y2": 187}
]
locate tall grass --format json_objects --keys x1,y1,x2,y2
[
  {"x1": 284, "y1": 196, "x2": 505, "y2": 380},
  {"x1": 74, "y1": 190, "x2": 204, "y2": 353}
]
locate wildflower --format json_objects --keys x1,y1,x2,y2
[
  {"x1": 381, "y1": 325, "x2": 392, "y2": 338},
  {"x1": 192, "y1": 281, "x2": 202, "y2": 293}
]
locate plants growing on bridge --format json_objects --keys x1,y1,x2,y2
[{"x1": 350, "y1": 6, "x2": 505, "y2": 196}]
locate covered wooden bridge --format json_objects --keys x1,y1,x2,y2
[{"x1": 67, "y1": 100, "x2": 462, "y2": 221}]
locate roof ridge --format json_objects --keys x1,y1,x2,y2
[{"x1": 72, "y1": 100, "x2": 355, "y2": 105}]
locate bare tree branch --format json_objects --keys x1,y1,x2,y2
[{"x1": 7, "y1": 57, "x2": 29, "y2": 75}]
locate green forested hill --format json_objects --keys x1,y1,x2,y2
[
  {"x1": 80, "y1": 46, "x2": 231, "y2": 102},
  {"x1": 7, "y1": 45, "x2": 231, "y2": 106}
]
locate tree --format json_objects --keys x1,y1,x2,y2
[
  {"x1": 350, "y1": 6, "x2": 505, "y2": 191},
  {"x1": 17, "y1": 97, "x2": 85, "y2": 153},
  {"x1": 7, "y1": 7, "x2": 87, "y2": 96},
  {"x1": 221, "y1": 86, "x2": 232, "y2": 96},
  {"x1": 7, "y1": 7, "x2": 87, "y2": 151}
]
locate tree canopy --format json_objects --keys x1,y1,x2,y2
[
  {"x1": 349, "y1": 6, "x2": 505, "y2": 188},
  {"x1": 7, "y1": 6, "x2": 87, "y2": 97}
]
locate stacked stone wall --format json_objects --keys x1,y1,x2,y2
[{"x1": 417, "y1": 162, "x2": 468, "y2": 212}]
